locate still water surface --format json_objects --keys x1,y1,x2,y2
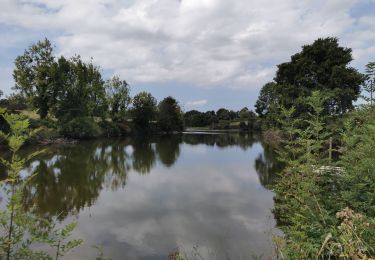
[{"x1": 19, "y1": 133, "x2": 280, "y2": 259}]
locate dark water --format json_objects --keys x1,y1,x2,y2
[{"x1": 16, "y1": 133, "x2": 280, "y2": 259}]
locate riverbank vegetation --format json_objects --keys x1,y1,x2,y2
[
  {"x1": 0, "y1": 107, "x2": 82, "y2": 259},
  {"x1": 183, "y1": 107, "x2": 261, "y2": 132},
  {"x1": 255, "y1": 38, "x2": 375, "y2": 258}
]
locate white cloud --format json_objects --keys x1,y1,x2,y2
[
  {"x1": 186, "y1": 99, "x2": 208, "y2": 108},
  {"x1": 0, "y1": 0, "x2": 373, "y2": 90}
]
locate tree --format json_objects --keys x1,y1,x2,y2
[
  {"x1": 363, "y1": 61, "x2": 375, "y2": 105},
  {"x1": 256, "y1": 37, "x2": 363, "y2": 122},
  {"x1": 183, "y1": 110, "x2": 217, "y2": 127},
  {"x1": 0, "y1": 109, "x2": 82, "y2": 259},
  {"x1": 51, "y1": 56, "x2": 107, "y2": 122},
  {"x1": 131, "y1": 92, "x2": 157, "y2": 130},
  {"x1": 216, "y1": 108, "x2": 230, "y2": 120},
  {"x1": 13, "y1": 38, "x2": 55, "y2": 119},
  {"x1": 157, "y1": 96, "x2": 184, "y2": 132},
  {"x1": 105, "y1": 76, "x2": 131, "y2": 122}
]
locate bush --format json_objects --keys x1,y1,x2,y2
[
  {"x1": 59, "y1": 117, "x2": 100, "y2": 139},
  {"x1": 28, "y1": 126, "x2": 60, "y2": 144},
  {"x1": 216, "y1": 121, "x2": 230, "y2": 130},
  {"x1": 98, "y1": 120, "x2": 132, "y2": 137},
  {"x1": 262, "y1": 128, "x2": 282, "y2": 148},
  {"x1": 29, "y1": 118, "x2": 56, "y2": 130}
]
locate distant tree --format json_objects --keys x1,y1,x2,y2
[
  {"x1": 255, "y1": 83, "x2": 279, "y2": 117},
  {"x1": 216, "y1": 108, "x2": 230, "y2": 120},
  {"x1": 204, "y1": 110, "x2": 218, "y2": 126},
  {"x1": 363, "y1": 61, "x2": 375, "y2": 105},
  {"x1": 13, "y1": 38, "x2": 55, "y2": 118},
  {"x1": 0, "y1": 94, "x2": 28, "y2": 111},
  {"x1": 184, "y1": 110, "x2": 202, "y2": 127},
  {"x1": 239, "y1": 107, "x2": 256, "y2": 120},
  {"x1": 0, "y1": 89, "x2": 3, "y2": 98},
  {"x1": 132, "y1": 92, "x2": 157, "y2": 130},
  {"x1": 157, "y1": 96, "x2": 184, "y2": 132},
  {"x1": 183, "y1": 110, "x2": 216, "y2": 127},
  {"x1": 256, "y1": 37, "x2": 363, "y2": 121},
  {"x1": 228, "y1": 110, "x2": 238, "y2": 120},
  {"x1": 105, "y1": 76, "x2": 131, "y2": 122},
  {"x1": 238, "y1": 107, "x2": 259, "y2": 131}
]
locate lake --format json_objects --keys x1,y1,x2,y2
[{"x1": 17, "y1": 133, "x2": 281, "y2": 259}]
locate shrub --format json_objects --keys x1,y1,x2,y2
[
  {"x1": 59, "y1": 117, "x2": 100, "y2": 139},
  {"x1": 99, "y1": 121, "x2": 124, "y2": 137},
  {"x1": 28, "y1": 126, "x2": 60, "y2": 144},
  {"x1": 262, "y1": 128, "x2": 282, "y2": 148}
]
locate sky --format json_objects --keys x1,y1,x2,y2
[{"x1": 0, "y1": 0, "x2": 374, "y2": 111}]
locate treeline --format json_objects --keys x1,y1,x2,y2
[
  {"x1": 184, "y1": 107, "x2": 260, "y2": 131},
  {"x1": 0, "y1": 38, "x2": 261, "y2": 139},
  {"x1": 1, "y1": 39, "x2": 185, "y2": 139},
  {"x1": 254, "y1": 37, "x2": 375, "y2": 258}
]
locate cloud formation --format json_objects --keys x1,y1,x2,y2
[
  {"x1": 186, "y1": 99, "x2": 208, "y2": 108},
  {"x1": 0, "y1": 0, "x2": 374, "y2": 91}
]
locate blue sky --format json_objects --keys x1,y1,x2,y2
[{"x1": 0, "y1": 0, "x2": 374, "y2": 111}]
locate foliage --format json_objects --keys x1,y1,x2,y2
[
  {"x1": 0, "y1": 109, "x2": 82, "y2": 259},
  {"x1": 13, "y1": 38, "x2": 55, "y2": 119},
  {"x1": 59, "y1": 117, "x2": 101, "y2": 139},
  {"x1": 255, "y1": 82, "x2": 280, "y2": 122},
  {"x1": 183, "y1": 108, "x2": 259, "y2": 131},
  {"x1": 183, "y1": 110, "x2": 217, "y2": 127},
  {"x1": 261, "y1": 128, "x2": 282, "y2": 148},
  {"x1": 256, "y1": 37, "x2": 363, "y2": 127},
  {"x1": 322, "y1": 208, "x2": 375, "y2": 259},
  {"x1": 13, "y1": 38, "x2": 108, "y2": 125},
  {"x1": 157, "y1": 96, "x2": 184, "y2": 132},
  {"x1": 105, "y1": 76, "x2": 131, "y2": 122},
  {"x1": 51, "y1": 56, "x2": 107, "y2": 122},
  {"x1": 339, "y1": 106, "x2": 375, "y2": 216},
  {"x1": 271, "y1": 93, "x2": 375, "y2": 259},
  {"x1": 363, "y1": 61, "x2": 375, "y2": 105},
  {"x1": 0, "y1": 94, "x2": 28, "y2": 111},
  {"x1": 131, "y1": 91, "x2": 157, "y2": 131}
]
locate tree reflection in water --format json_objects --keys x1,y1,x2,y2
[
  {"x1": 16, "y1": 133, "x2": 279, "y2": 222},
  {"x1": 254, "y1": 141, "x2": 283, "y2": 186}
]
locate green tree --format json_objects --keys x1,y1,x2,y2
[
  {"x1": 157, "y1": 96, "x2": 184, "y2": 132},
  {"x1": 13, "y1": 38, "x2": 55, "y2": 119},
  {"x1": 255, "y1": 82, "x2": 281, "y2": 127},
  {"x1": 363, "y1": 61, "x2": 375, "y2": 105},
  {"x1": 52, "y1": 56, "x2": 107, "y2": 122},
  {"x1": 256, "y1": 38, "x2": 363, "y2": 123},
  {"x1": 272, "y1": 93, "x2": 375, "y2": 258},
  {"x1": 339, "y1": 106, "x2": 375, "y2": 216},
  {"x1": 131, "y1": 91, "x2": 157, "y2": 130},
  {"x1": 0, "y1": 108, "x2": 82, "y2": 259},
  {"x1": 105, "y1": 76, "x2": 131, "y2": 122},
  {"x1": 216, "y1": 108, "x2": 230, "y2": 120}
]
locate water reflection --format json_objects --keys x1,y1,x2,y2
[
  {"x1": 3, "y1": 133, "x2": 281, "y2": 259},
  {"x1": 255, "y1": 142, "x2": 283, "y2": 186}
]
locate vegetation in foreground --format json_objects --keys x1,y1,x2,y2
[
  {"x1": 254, "y1": 37, "x2": 375, "y2": 259},
  {"x1": 0, "y1": 107, "x2": 82, "y2": 259}
]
